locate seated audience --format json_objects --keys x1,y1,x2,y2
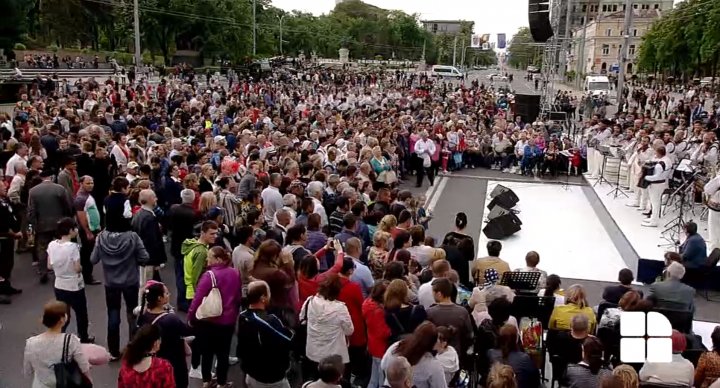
[
  {"x1": 602, "y1": 269, "x2": 643, "y2": 305},
  {"x1": 550, "y1": 314, "x2": 591, "y2": 378},
  {"x1": 647, "y1": 261, "x2": 695, "y2": 313},
  {"x1": 639, "y1": 330, "x2": 694, "y2": 387},
  {"x1": 487, "y1": 363, "x2": 519, "y2": 388},
  {"x1": 513, "y1": 250, "x2": 547, "y2": 290},
  {"x1": 565, "y1": 336, "x2": 612, "y2": 388},
  {"x1": 598, "y1": 290, "x2": 644, "y2": 330},
  {"x1": 380, "y1": 321, "x2": 447, "y2": 388},
  {"x1": 468, "y1": 268, "x2": 515, "y2": 323},
  {"x1": 540, "y1": 274, "x2": 565, "y2": 306},
  {"x1": 549, "y1": 284, "x2": 597, "y2": 332},
  {"x1": 488, "y1": 324, "x2": 540, "y2": 388},
  {"x1": 612, "y1": 364, "x2": 639, "y2": 388},
  {"x1": 679, "y1": 221, "x2": 707, "y2": 269},
  {"x1": 471, "y1": 240, "x2": 511, "y2": 285},
  {"x1": 695, "y1": 327, "x2": 720, "y2": 388}
]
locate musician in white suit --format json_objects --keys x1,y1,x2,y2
[
  {"x1": 691, "y1": 132, "x2": 719, "y2": 171},
  {"x1": 589, "y1": 122, "x2": 612, "y2": 179},
  {"x1": 627, "y1": 135, "x2": 653, "y2": 209},
  {"x1": 704, "y1": 173, "x2": 720, "y2": 252},
  {"x1": 642, "y1": 145, "x2": 673, "y2": 228}
]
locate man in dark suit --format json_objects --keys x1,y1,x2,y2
[
  {"x1": 679, "y1": 221, "x2": 707, "y2": 269},
  {"x1": 647, "y1": 261, "x2": 696, "y2": 313},
  {"x1": 131, "y1": 189, "x2": 167, "y2": 282},
  {"x1": 166, "y1": 189, "x2": 198, "y2": 311},
  {"x1": 602, "y1": 268, "x2": 644, "y2": 304},
  {"x1": 28, "y1": 169, "x2": 74, "y2": 284}
]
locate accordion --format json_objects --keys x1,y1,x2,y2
[{"x1": 637, "y1": 161, "x2": 665, "y2": 188}]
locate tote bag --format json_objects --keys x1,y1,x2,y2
[
  {"x1": 54, "y1": 334, "x2": 91, "y2": 388},
  {"x1": 196, "y1": 271, "x2": 223, "y2": 320}
]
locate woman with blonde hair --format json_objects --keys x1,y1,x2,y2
[
  {"x1": 198, "y1": 191, "x2": 218, "y2": 218},
  {"x1": 612, "y1": 364, "x2": 639, "y2": 388},
  {"x1": 379, "y1": 214, "x2": 397, "y2": 233},
  {"x1": 487, "y1": 363, "x2": 518, "y2": 388},
  {"x1": 368, "y1": 231, "x2": 391, "y2": 279},
  {"x1": 549, "y1": 284, "x2": 596, "y2": 332}
]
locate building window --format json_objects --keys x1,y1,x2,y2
[
  {"x1": 641, "y1": 4, "x2": 649, "y2": 9},
  {"x1": 606, "y1": 28, "x2": 612, "y2": 36},
  {"x1": 612, "y1": 4, "x2": 618, "y2": 11},
  {"x1": 633, "y1": 29, "x2": 638, "y2": 36},
  {"x1": 582, "y1": 4, "x2": 587, "y2": 12},
  {"x1": 432, "y1": 23, "x2": 438, "y2": 33},
  {"x1": 602, "y1": 44, "x2": 610, "y2": 55},
  {"x1": 623, "y1": 4, "x2": 626, "y2": 10},
  {"x1": 633, "y1": 4, "x2": 638, "y2": 9},
  {"x1": 629, "y1": 45, "x2": 636, "y2": 55},
  {"x1": 654, "y1": 4, "x2": 659, "y2": 9},
  {"x1": 602, "y1": 4, "x2": 607, "y2": 12}
]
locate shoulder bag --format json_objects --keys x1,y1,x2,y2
[
  {"x1": 54, "y1": 334, "x2": 91, "y2": 388},
  {"x1": 293, "y1": 296, "x2": 314, "y2": 357},
  {"x1": 196, "y1": 271, "x2": 223, "y2": 320}
]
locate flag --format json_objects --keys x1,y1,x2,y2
[
  {"x1": 497, "y1": 33, "x2": 507, "y2": 49},
  {"x1": 482, "y1": 34, "x2": 490, "y2": 43},
  {"x1": 471, "y1": 35, "x2": 482, "y2": 48}
]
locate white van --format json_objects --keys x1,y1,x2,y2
[
  {"x1": 431, "y1": 65, "x2": 464, "y2": 78},
  {"x1": 584, "y1": 75, "x2": 611, "y2": 96}
]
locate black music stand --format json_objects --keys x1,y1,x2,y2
[
  {"x1": 593, "y1": 147, "x2": 613, "y2": 187},
  {"x1": 607, "y1": 148, "x2": 628, "y2": 199},
  {"x1": 500, "y1": 271, "x2": 542, "y2": 294}
]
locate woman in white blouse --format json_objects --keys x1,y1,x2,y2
[
  {"x1": 24, "y1": 300, "x2": 92, "y2": 388},
  {"x1": 110, "y1": 133, "x2": 130, "y2": 172},
  {"x1": 300, "y1": 273, "x2": 354, "y2": 378}
]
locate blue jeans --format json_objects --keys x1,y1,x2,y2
[
  {"x1": 369, "y1": 357, "x2": 384, "y2": 388},
  {"x1": 104, "y1": 285, "x2": 139, "y2": 356}
]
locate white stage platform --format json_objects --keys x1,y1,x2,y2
[
  {"x1": 587, "y1": 177, "x2": 710, "y2": 261},
  {"x1": 477, "y1": 181, "x2": 628, "y2": 283}
]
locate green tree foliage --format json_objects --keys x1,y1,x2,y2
[
  {"x1": 637, "y1": 0, "x2": 720, "y2": 78},
  {"x1": 506, "y1": 27, "x2": 541, "y2": 69},
  {"x1": 16, "y1": 0, "x2": 494, "y2": 66}
]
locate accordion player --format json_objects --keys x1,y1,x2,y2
[{"x1": 637, "y1": 161, "x2": 662, "y2": 188}]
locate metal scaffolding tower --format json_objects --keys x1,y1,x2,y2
[{"x1": 539, "y1": 0, "x2": 564, "y2": 115}]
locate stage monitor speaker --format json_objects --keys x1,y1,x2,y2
[
  {"x1": 514, "y1": 94, "x2": 542, "y2": 124},
  {"x1": 483, "y1": 213, "x2": 522, "y2": 239},
  {"x1": 487, "y1": 204, "x2": 511, "y2": 220},
  {"x1": 488, "y1": 185, "x2": 519, "y2": 209},
  {"x1": 528, "y1": 0, "x2": 554, "y2": 43}
]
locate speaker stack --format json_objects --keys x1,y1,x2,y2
[
  {"x1": 483, "y1": 185, "x2": 522, "y2": 240},
  {"x1": 514, "y1": 94, "x2": 542, "y2": 124},
  {"x1": 528, "y1": 0, "x2": 554, "y2": 43}
]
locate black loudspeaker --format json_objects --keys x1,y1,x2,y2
[
  {"x1": 483, "y1": 213, "x2": 522, "y2": 239},
  {"x1": 487, "y1": 185, "x2": 519, "y2": 209},
  {"x1": 514, "y1": 94, "x2": 542, "y2": 124},
  {"x1": 487, "y1": 204, "x2": 512, "y2": 220},
  {"x1": 528, "y1": 0, "x2": 554, "y2": 43}
]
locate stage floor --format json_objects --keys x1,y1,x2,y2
[{"x1": 477, "y1": 180, "x2": 629, "y2": 283}]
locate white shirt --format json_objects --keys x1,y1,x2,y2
[
  {"x1": 5, "y1": 154, "x2": 28, "y2": 177},
  {"x1": 312, "y1": 197, "x2": 328, "y2": 227},
  {"x1": 48, "y1": 240, "x2": 84, "y2": 291},
  {"x1": 639, "y1": 353, "x2": 694, "y2": 387},
  {"x1": 261, "y1": 186, "x2": 283, "y2": 223},
  {"x1": 418, "y1": 278, "x2": 439, "y2": 310},
  {"x1": 415, "y1": 139, "x2": 436, "y2": 156}
]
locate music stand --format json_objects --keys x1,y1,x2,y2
[
  {"x1": 593, "y1": 146, "x2": 613, "y2": 187},
  {"x1": 607, "y1": 147, "x2": 628, "y2": 198},
  {"x1": 500, "y1": 271, "x2": 542, "y2": 294}
]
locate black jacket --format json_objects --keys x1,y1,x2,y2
[
  {"x1": 237, "y1": 309, "x2": 292, "y2": 384},
  {"x1": 167, "y1": 203, "x2": 198, "y2": 259},
  {"x1": 131, "y1": 208, "x2": 167, "y2": 266}
]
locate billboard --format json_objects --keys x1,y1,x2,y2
[
  {"x1": 497, "y1": 33, "x2": 507, "y2": 49},
  {"x1": 472, "y1": 34, "x2": 492, "y2": 49}
]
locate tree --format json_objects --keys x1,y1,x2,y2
[
  {"x1": 0, "y1": 0, "x2": 34, "y2": 57},
  {"x1": 507, "y1": 27, "x2": 541, "y2": 69}
]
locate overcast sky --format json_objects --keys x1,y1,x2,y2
[{"x1": 271, "y1": 0, "x2": 685, "y2": 46}]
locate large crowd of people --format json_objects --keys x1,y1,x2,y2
[{"x1": 2, "y1": 60, "x2": 719, "y2": 388}]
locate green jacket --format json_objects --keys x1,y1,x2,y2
[{"x1": 182, "y1": 238, "x2": 209, "y2": 299}]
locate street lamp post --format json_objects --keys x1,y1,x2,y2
[{"x1": 278, "y1": 15, "x2": 286, "y2": 56}]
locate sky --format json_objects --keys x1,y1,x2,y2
[{"x1": 271, "y1": 0, "x2": 687, "y2": 48}]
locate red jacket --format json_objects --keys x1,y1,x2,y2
[
  {"x1": 362, "y1": 298, "x2": 391, "y2": 358},
  {"x1": 339, "y1": 277, "x2": 367, "y2": 347}
]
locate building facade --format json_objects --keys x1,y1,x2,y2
[{"x1": 568, "y1": 9, "x2": 662, "y2": 75}]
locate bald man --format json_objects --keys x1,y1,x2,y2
[{"x1": 131, "y1": 189, "x2": 166, "y2": 282}]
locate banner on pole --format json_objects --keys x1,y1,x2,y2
[
  {"x1": 497, "y1": 33, "x2": 507, "y2": 49},
  {"x1": 471, "y1": 35, "x2": 482, "y2": 48}
]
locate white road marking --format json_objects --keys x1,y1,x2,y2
[{"x1": 427, "y1": 176, "x2": 448, "y2": 212}]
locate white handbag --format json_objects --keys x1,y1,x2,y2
[{"x1": 195, "y1": 271, "x2": 223, "y2": 320}]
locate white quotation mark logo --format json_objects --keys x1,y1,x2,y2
[{"x1": 619, "y1": 311, "x2": 673, "y2": 363}]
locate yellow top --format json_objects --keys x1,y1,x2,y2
[
  {"x1": 548, "y1": 304, "x2": 596, "y2": 333},
  {"x1": 471, "y1": 257, "x2": 511, "y2": 284}
]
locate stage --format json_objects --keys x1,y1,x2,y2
[{"x1": 476, "y1": 179, "x2": 719, "y2": 349}]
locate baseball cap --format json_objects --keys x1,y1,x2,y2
[
  {"x1": 207, "y1": 207, "x2": 224, "y2": 219},
  {"x1": 127, "y1": 161, "x2": 140, "y2": 170}
]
